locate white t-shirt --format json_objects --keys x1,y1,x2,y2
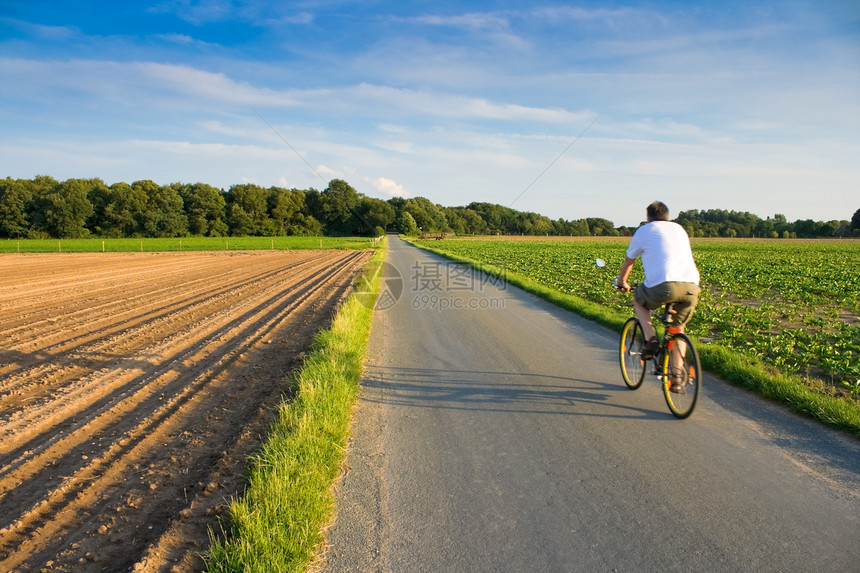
[{"x1": 626, "y1": 221, "x2": 700, "y2": 287}]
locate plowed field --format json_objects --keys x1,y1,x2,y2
[{"x1": 0, "y1": 250, "x2": 371, "y2": 572}]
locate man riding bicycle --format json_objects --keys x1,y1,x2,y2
[{"x1": 615, "y1": 201, "x2": 700, "y2": 392}]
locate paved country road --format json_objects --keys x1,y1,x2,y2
[{"x1": 322, "y1": 236, "x2": 859, "y2": 573}]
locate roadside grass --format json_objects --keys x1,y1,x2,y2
[
  {"x1": 408, "y1": 238, "x2": 860, "y2": 438},
  {"x1": 0, "y1": 236, "x2": 382, "y2": 253},
  {"x1": 204, "y1": 243, "x2": 385, "y2": 572}
]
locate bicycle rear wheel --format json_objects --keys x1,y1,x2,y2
[
  {"x1": 619, "y1": 318, "x2": 647, "y2": 389},
  {"x1": 661, "y1": 333, "x2": 701, "y2": 418}
]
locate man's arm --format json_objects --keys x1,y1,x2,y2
[{"x1": 616, "y1": 257, "x2": 636, "y2": 292}]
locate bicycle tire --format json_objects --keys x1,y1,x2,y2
[
  {"x1": 619, "y1": 318, "x2": 647, "y2": 389},
  {"x1": 661, "y1": 333, "x2": 701, "y2": 418}
]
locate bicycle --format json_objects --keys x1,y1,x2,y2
[{"x1": 617, "y1": 286, "x2": 702, "y2": 419}]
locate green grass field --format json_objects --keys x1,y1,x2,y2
[
  {"x1": 0, "y1": 236, "x2": 382, "y2": 253},
  {"x1": 204, "y1": 245, "x2": 384, "y2": 572},
  {"x1": 412, "y1": 237, "x2": 860, "y2": 436}
]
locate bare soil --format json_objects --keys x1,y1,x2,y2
[{"x1": 0, "y1": 250, "x2": 371, "y2": 572}]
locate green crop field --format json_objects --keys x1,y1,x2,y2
[
  {"x1": 415, "y1": 237, "x2": 860, "y2": 404},
  {"x1": 0, "y1": 236, "x2": 382, "y2": 253}
]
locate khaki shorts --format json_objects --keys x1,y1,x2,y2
[{"x1": 634, "y1": 282, "x2": 701, "y2": 326}]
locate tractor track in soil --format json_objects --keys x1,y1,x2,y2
[{"x1": 0, "y1": 249, "x2": 372, "y2": 572}]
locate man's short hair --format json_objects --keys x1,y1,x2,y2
[{"x1": 646, "y1": 201, "x2": 670, "y2": 222}]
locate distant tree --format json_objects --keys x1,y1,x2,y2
[
  {"x1": 268, "y1": 187, "x2": 302, "y2": 235},
  {"x1": 851, "y1": 209, "x2": 860, "y2": 235},
  {"x1": 586, "y1": 217, "x2": 618, "y2": 236},
  {"x1": 398, "y1": 211, "x2": 419, "y2": 236},
  {"x1": 793, "y1": 219, "x2": 818, "y2": 238},
  {"x1": 176, "y1": 183, "x2": 228, "y2": 236},
  {"x1": 753, "y1": 218, "x2": 775, "y2": 238},
  {"x1": 270, "y1": 187, "x2": 321, "y2": 235},
  {"x1": 318, "y1": 179, "x2": 361, "y2": 234},
  {"x1": 227, "y1": 203, "x2": 254, "y2": 236},
  {"x1": 400, "y1": 197, "x2": 447, "y2": 233},
  {"x1": 358, "y1": 197, "x2": 395, "y2": 236},
  {"x1": 461, "y1": 208, "x2": 487, "y2": 235},
  {"x1": 466, "y1": 202, "x2": 506, "y2": 233},
  {"x1": 86, "y1": 180, "x2": 112, "y2": 235},
  {"x1": 524, "y1": 212, "x2": 554, "y2": 235},
  {"x1": 18, "y1": 175, "x2": 60, "y2": 239},
  {"x1": 442, "y1": 206, "x2": 485, "y2": 235},
  {"x1": 30, "y1": 178, "x2": 94, "y2": 238},
  {"x1": 226, "y1": 183, "x2": 270, "y2": 235},
  {"x1": 387, "y1": 196, "x2": 406, "y2": 217},
  {"x1": 816, "y1": 220, "x2": 843, "y2": 237},
  {"x1": 100, "y1": 182, "x2": 147, "y2": 237},
  {"x1": 133, "y1": 180, "x2": 187, "y2": 237},
  {"x1": 0, "y1": 178, "x2": 35, "y2": 238},
  {"x1": 441, "y1": 207, "x2": 468, "y2": 235}
]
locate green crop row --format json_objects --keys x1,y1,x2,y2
[
  {"x1": 0, "y1": 236, "x2": 383, "y2": 253},
  {"x1": 415, "y1": 238, "x2": 860, "y2": 399}
]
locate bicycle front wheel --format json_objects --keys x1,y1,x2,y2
[
  {"x1": 661, "y1": 333, "x2": 701, "y2": 418},
  {"x1": 619, "y1": 318, "x2": 647, "y2": 389}
]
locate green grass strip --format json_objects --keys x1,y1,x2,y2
[
  {"x1": 204, "y1": 244, "x2": 385, "y2": 572},
  {"x1": 410, "y1": 238, "x2": 860, "y2": 438},
  {"x1": 0, "y1": 236, "x2": 382, "y2": 253}
]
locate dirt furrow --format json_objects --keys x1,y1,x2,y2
[
  {"x1": 0, "y1": 251, "x2": 358, "y2": 454},
  {"x1": 0, "y1": 252, "x2": 358, "y2": 466},
  {"x1": 0, "y1": 253, "x2": 224, "y2": 307},
  {"x1": 0, "y1": 250, "x2": 371, "y2": 572},
  {"x1": 0, "y1": 255, "x2": 360, "y2": 555},
  {"x1": 0, "y1": 254, "x2": 331, "y2": 402},
  {"x1": 0, "y1": 254, "x2": 322, "y2": 352}
]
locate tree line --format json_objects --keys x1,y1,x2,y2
[
  {"x1": 674, "y1": 209, "x2": 857, "y2": 239},
  {"x1": 1, "y1": 176, "x2": 856, "y2": 239}
]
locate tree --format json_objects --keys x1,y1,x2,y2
[
  {"x1": 177, "y1": 183, "x2": 228, "y2": 236},
  {"x1": 403, "y1": 197, "x2": 448, "y2": 232},
  {"x1": 227, "y1": 203, "x2": 254, "y2": 236},
  {"x1": 30, "y1": 178, "x2": 94, "y2": 238},
  {"x1": 226, "y1": 183, "x2": 270, "y2": 235},
  {"x1": 268, "y1": 187, "x2": 321, "y2": 235},
  {"x1": 135, "y1": 180, "x2": 187, "y2": 237},
  {"x1": 0, "y1": 178, "x2": 35, "y2": 238},
  {"x1": 86, "y1": 180, "x2": 112, "y2": 235},
  {"x1": 529, "y1": 213, "x2": 554, "y2": 235},
  {"x1": 18, "y1": 175, "x2": 60, "y2": 239},
  {"x1": 318, "y1": 179, "x2": 361, "y2": 234},
  {"x1": 358, "y1": 197, "x2": 395, "y2": 236},
  {"x1": 794, "y1": 219, "x2": 818, "y2": 238},
  {"x1": 442, "y1": 207, "x2": 470, "y2": 235},
  {"x1": 851, "y1": 209, "x2": 860, "y2": 235},
  {"x1": 459, "y1": 208, "x2": 487, "y2": 235},
  {"x1": 468, "y1": 202, "x2": 505, "y2": 234},
  {"x1": 586, "y1": 217, "x2": 618, "y2": 236},
  {"x1": 269, "y1": 187, "x2": 300, "y2": 234},
  {"x1": 398, "y1": 211, "x2": 419, "y2": 236},
  {"x1": 101, "y1": 182, "x2": 148, "y2": 237}
]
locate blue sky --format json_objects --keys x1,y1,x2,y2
[{"x1": 1, "y1": 1, "x2": 858, "y2": 227}]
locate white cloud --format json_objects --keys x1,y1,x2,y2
[
  {"x1": 347, "y1": 83, "x2": 590, "y2": 124},
  {"x1": 1, "y1": 57, "x2": 596, "y2": 129},
  {"x1": 408, "y1": 12, "x2": 510, "y2": 31},
  {"x1": 368, "y1": 177, "x2": 409, "y2": 198}
]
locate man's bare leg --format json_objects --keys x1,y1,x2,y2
[{"x1": 634, "y1": 300, "x2": 655, "y2": 341}]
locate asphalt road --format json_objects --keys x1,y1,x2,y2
[{"x1": 322, "y1": 236, "x2": 859, "y2": 572}]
